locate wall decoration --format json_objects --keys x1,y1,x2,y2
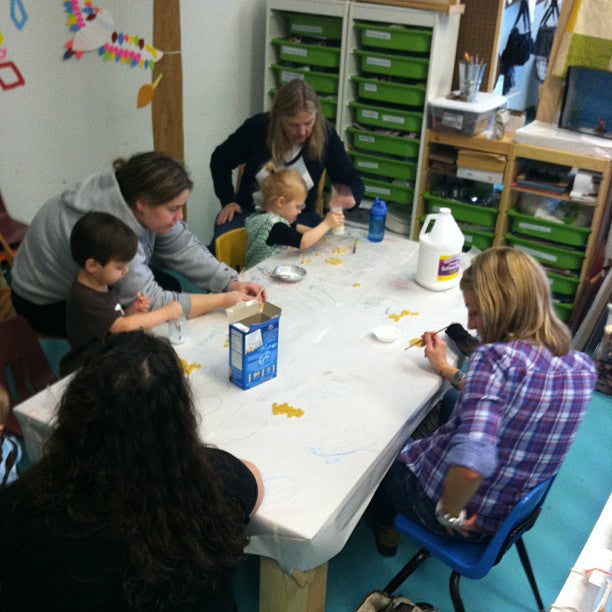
[
  {"x1": 10, "y1": 0, "x2": 28, "y2": 31},
  {"x1": 0, "y1": 61, "x2": 25, "y2": 91}
]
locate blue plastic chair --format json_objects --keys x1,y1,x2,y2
[{"x1": 384, "y1": 477, "x2": 555, "y2": 612}]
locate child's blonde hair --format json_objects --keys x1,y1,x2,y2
[{"x1": 260, "y1": 164, "x2": 307, "y2": 212}]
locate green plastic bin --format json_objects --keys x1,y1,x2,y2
[
  {"x1": 269, "y1": 88, "x2": 336, "y2": 120},
  {"x1": 281, "y1": 12, "x2": 342, "y2": 40},
  {"x1": 459, "y1": 225, "x2": 495, "y2": 250},
  {"x1": 545, "y1": 270, "x2": 580, "y2": 297},
  {"x1": 354, "y1": 22, "x2": 432, "y2": 53},
  {"x1": 354, "y1": 49, "x2": 429, "y2": 80},
  {"x1": 363, "y1": 177, "x2": 414, "y2": 204},
  {"x1": 272, "y1": 38, "x2": 340, "y2": 69},
  {"x1": 346, "y1": 126, "x2": 419, "y2": 158},
  {"x1": 272, "y1": 64, "x2": 338, "y2": 95},
  {"x1": 423, "y1": 193, "x2": 498, "y2": 228},
  {"x1": 553, "y1": 300, "x2": 573, "y2": 322},
  {"x1": 348, "y1": 150, "x2": 416, "y2": 181},
  {"x1": 505, "y1": 233, "x2": 585, "y2": 271},
  {"x1": 349, "y1": 101, "x2": 423, "y2": 133},
  {"x1": 506, "y1": 209, "x2": 591, "y2": 248},
  {"x1": 351, "y1": 76, "x2": 426, "y2": 107}
]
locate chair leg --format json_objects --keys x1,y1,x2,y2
[
  {"x1": 384, "y1": 548, "x2": 430, "y2": 595},
  {"x1": 515, "y1": 538, "x2": 545, "y2": 611},
  {"x1": 449, "y1": 571, "x2": 465, "y2": 612}
]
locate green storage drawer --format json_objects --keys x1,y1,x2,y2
[
  {"x1": 505, "y1": 233, "x2": 585, "y2": 271},
  {"x1": 349, "y1": 101, "x2": 423, "y2": 133},
  {"x1": 272, "y1": 38, "x2": 340, "y2": 69},
  {"x1": 423, "y1": 193, "x2": 498, "y2": 228},
  {"x1": 281, "y1": 12, "x2": 342, "y2": 40},
  {"x1": 272, "y1": 64, "x2": 338, "y2": 95},
  {"x1": 348, "y1": 150, "x2": 416, "y2": 181},
  {"x1": 354, "y1": 49, "x2": 429, "y2": 80},
  {"x1": 507, "y1": 209, "x2": 591, "y2": 248},
  {"x1": 351, "y1": 76, "x2": 426, "y2": 107},
  {"x1": 269, "y1": 87, "x2": 336, "y2": 120},
  {"x1": 459, "y1": 225, "x2": 495, "y2": 250},
  {"x1": 354, "y1": 22, "x2": 432, "y2": 53},
  {"x1": 553, "y1": 300, "x2": 573, "y2": 322},
  {"x1": 546, "y1": 270, "x2": 580, "y2": 297},
  {"x1": 363, "y1": 177, "x2": 414, "y2": 204},
  {"x1": 346, "y1": 126, "x2": 419, "y2": 158}
]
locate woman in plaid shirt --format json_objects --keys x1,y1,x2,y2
[{"x1": 368, "y1": 247, "x2": 596, "y2": 555}]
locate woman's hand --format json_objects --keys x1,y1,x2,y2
[
  {"x1": 216, "y1": 202, "x2": 242, "y2": 225},
  {"x1": 330, "y1": 184, "x2": 356, "y2": 210},
  {"x1": 323, "y1": 210, "x2": 344, "y2": 229},
  {"x1": 228, "y1": 280, "x2": 267, "y2": 303},
  {"x1": 422, "y1": 331, "x2": 449, "y2": 373},
  {"x1": 163, "y1": 300, "x2": 184, "y2": 321}
]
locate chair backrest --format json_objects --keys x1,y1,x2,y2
[
  {"x1": 0, "y1": 191, "x2": 28, "y2": 247},
  {"x1": 0, "y1": 315, "x2": 58, "y2": 435},
  {"x1": 215, "y1": 227, "x2": 247, "y2": 272}
]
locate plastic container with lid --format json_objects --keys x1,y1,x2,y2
[
  {"x1": 368, "y1": 198, "x2": 387, "y2": 242},
  {"x1": 429, "y1": 92, "x2": 507, "y2": 136}
]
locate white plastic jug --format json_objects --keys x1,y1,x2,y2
[{"x1": 415, "y1": 207, "x2": 465, "y2": 291}]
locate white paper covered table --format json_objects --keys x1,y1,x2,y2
[{"x1": 15, "y1": 229, "x2": 469, "y2": 610}]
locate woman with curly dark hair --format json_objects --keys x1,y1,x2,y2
[{"x1": 0, "y1": 331, "x2": 263, "y2": 610}]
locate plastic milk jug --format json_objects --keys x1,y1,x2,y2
[
  {"x1": 415, "y1": 207, "x2": 464, "y2": 291},
  {"x1": 368, "y1": 198, "x2": 387, "y2": 242}
]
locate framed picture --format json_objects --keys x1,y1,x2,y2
[{"x1": 559, "y1": 66, "x2": 611, "y2": 140}]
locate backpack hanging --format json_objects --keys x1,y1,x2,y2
[
  {"x1": 534, "y1": 0, "x2": 559, "y2": 81},
  {"x1": 500, "y1": 0, "x2": 535, "y2": 94}
]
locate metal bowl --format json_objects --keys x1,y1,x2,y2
[{"x1": 272, "y1": 265, "x2": 307, "y2": 283}]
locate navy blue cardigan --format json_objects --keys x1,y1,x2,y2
[{"x1": 210, "y1": 112, "x2": 364, "y2": 216}]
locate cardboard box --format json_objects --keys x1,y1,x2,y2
[{"x1": 227, "y1": 301, "x2": 282, "y2": 390}]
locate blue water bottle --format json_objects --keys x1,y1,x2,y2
[{"x1": 368, "y1": 197, "x2": 387, "y2": 242}]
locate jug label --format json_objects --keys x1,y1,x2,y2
[{"x1": 438, "y1": 254, "x2": 461, "y2": 281}]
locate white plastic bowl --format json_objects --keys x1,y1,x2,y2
[{"x1": 372, "y1": 325, "x2": 400, "y2": 343}]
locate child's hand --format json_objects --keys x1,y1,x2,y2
[
  {"x1": 324, "y1": 210, "x2": 344, "y2": 229},
  {"x1": 164, "y1": 300, "x2": 184, "y2": 321},
  {"x1": 134, "y1": 292, "x2": 151, "y2": 313}
]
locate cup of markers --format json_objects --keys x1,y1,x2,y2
[{"x1": 458, "y1": 52, "x2": 486, "y2": 103}]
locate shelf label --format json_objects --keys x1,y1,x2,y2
[
  {"x1": 358, "y1": 135, "x2": 375, "y2": 143},
  {"x1": 382, "y1": 114, "x2": 405, "y2": 125},
  {"x1": 293, "y1": 25, "x2": 323, "y2": 35},
  {"x1": 358, "y1": 161, "x2": 379, "y2": 169},
  {"x1": 366, "y1": 186, "x2": 390, "y2": 195},
  {"x1": 366, "y1": 29, "x2": 391, "y2": 41},
  {"x1": 441, "y1": 111, "x2": 464, "y2": 130},
  {"x1": 519, "y1": 222, "x2": 551, "y2": 234},
  {"x1": 366, "y1": 56, "x2": 391, "y2": 68},
  {"x1": 361, "y1": 109, "x2": 379, "y2": 119},
  {"x1": 515, "y1": 245, "x2": 557, "y2": 263},
  {"x1": 282, "y1": 46, "x2": 307, "y2": 57},
  {"x1": 364, "y1": 83, "x2": 378, "y2": 92},
  {"x1": 281, "y1": 70, "x2": 304, "y2": 83}
]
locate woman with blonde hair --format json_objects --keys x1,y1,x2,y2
[
  {"x1": 367, "y1": 247, "x2": 596, "y2": 555},
  {"x1": 210, "y1": 79, "x2": 363, "y2": 241}
]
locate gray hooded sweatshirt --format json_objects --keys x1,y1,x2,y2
[{"x1": 11, "y1": 170, "x2": 237, "y2": 316}]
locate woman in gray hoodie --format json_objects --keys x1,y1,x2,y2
[{"x1": 11, "y1": 152, "x2": 266, "y2": 336}]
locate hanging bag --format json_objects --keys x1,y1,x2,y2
[
  {"x1": 501, "y1": 0, "x2": 535, "y2": 68},
  {"x1": 534, "y1": 0, "x2": 559, "y2": 81}
]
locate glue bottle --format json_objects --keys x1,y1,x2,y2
[
  {"x1": 368, "y1": 198, "x2": 387, "y2": 242},
  {"x1": 415, "y1": 207, "x2": 464, "y2": 291}
]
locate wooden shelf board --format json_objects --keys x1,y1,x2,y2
[{"x1": 354, "y1": 0, "x2": 465, "y2": 14}]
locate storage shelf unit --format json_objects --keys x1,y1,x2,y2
[
  {"x1": 340, "y1": 3, "x2": 460, "y2": 232},
  {"x1": 414, "y1": 129, "x2": 514, "y2": 251},
  {"x1": 502, "y1": 142, "x2": 612, "y2": 328},
  {"x1": 264, "y1": 0, "x2": 351, "y2": 130}
]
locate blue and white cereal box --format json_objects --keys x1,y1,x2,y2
[{"x1": 226, "y1": 301, "x2": 282, "y2": 390}]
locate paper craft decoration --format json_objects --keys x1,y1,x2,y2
[
  {"x1": 63, "y1": 1, "x2": 164, "y2": 69},
  {"x1": 137, "y1": 73, "x2": 163, "y2": 108},
  {"x1": 11, "y1": 0, "x2": 28, "y2": 31},
  {"x1": 0, "y1": 61, "x2": 25, "y2": 91}
]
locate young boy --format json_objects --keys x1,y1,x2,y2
[{"x1": 65, "y1": 211, "x2": 183, "y2": 352}]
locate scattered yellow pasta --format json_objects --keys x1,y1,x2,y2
[
  {"x1": 180, "y1": 359, "x2": 201, "y2": 375},
  {"x1": 325, "y1": 257, "x2": 343, "y2": 266},
  {"x1": 272, "y1": 402, "x2": 304, "y2": 418}
]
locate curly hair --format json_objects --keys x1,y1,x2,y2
[
  {"x1": 460, "y1": 247, "x2": 571, "y2": 355},
  {"x1": 19, "y1": 332, "x2": 248, "y2": 609}
]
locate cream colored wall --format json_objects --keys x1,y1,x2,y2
[{"x1": 0, "y1": 0, "x2": 265, "y2": 244}]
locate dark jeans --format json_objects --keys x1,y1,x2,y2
[
  {"x1": 209, "y1": 209, "x2": 323, "y2": 252},
  {"x1": 368, "y1": 461, "x2": 491, "y2": 543}
]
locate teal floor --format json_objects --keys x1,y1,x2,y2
[
  {"x1": 232, "y1": 391, "x2": 611, "y2": 612},
  {"x1": 39, "y1": 339, "x2": 612, "y2": 612}
]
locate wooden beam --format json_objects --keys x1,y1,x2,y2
[{"x1": 152, "y1": 0, "x2": 184, "y2": 163}]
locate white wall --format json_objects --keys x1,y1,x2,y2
[{"x1": 0, "y1": 0, "x2": 265, "y2": 244}]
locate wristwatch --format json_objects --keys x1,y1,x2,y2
[
  {"x1": 450, "y1": 369, "x2": 465, "y2": 388},
  {"x1": 435, "y1": 501, "x2": 467, "y2": 530}
]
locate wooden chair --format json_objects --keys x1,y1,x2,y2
[
  {"x1": 215, "y1": 227, "x2": 247, "y2": 272},
  {"x1": 0, "y1": 315, "x2": 58, "y2": 435},
  {"x1": 0, "y1": 191, "x2": 28, "y2": 248}
]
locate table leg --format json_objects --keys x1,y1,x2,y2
[{"x1": 259, "y1": 556, "x2": 328, "y2": 612}]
